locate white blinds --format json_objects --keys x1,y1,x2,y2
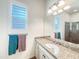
[{"x1": 12, "y1": 4, "x2": 28, "y2": 29}]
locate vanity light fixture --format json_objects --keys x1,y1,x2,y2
[
  {"x1": 58, "y1": 9, "x2": 63, "y2": 13},
  {"x1": 64, "y1": 5, "x2": 71, "y2": 10},
  {"x1": 58, "y1": 0, "x2": 65, "y2": 7},
  {"x1": 52, "y1": 5, "x2": 58, "y2": 11},
  {"x1": 48, "y1": 0, "x2": 72, "y2": 15},
  {"x1": 53, "y1": 12, "x2": 57, "y2": 15}
]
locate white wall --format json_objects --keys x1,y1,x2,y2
[
  {"x1": 0, "y1": 0, "x2": 46, "y2": 59},
  {"x1": 70, "y1": 12, "x2": 79, "y2": 22},
  {"x1": 0, "y1": 0, "x2": 9, "y2": 59},
  {"x1": 44, "y1": 0, "x2": 55, "y2": 36},
  {"x1": 24, "y1": 0, "x2": 46, "y2": 58},
  {"x1": 44, "y1": 15, "x2": 54, "y2": 36}
]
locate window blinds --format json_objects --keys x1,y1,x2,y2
[
  {"x1": 12, "y1": 4, "x2": 28, "y2": 29},
  {"x1": 54, "y1": 15, "x2": 61, "y2": 32}
]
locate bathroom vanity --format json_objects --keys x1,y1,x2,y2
[
  {"x1": 35, "y1": 39, "x2": 56, "y2": 59},
  {"x1": 35, "y1": 37, "x2": 79, "y2": 59}
]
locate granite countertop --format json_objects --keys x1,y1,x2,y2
[{"x1": 35, "y1": 37, "x2": 79, "y2": 59}]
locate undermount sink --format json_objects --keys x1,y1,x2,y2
[{"x1": 45, "y1": 43, "x2": 60, "y2": 56}]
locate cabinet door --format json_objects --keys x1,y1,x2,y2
[
  {"x1": 39, "y1": 45, "x2": 55, "y2": 59},
  {"x1": 36, "y1": 43, "x2": 39, "y2": 59},
  {"x1": 39, "y1": 49, "x2": 49, "y2": 59},
  {"x1": 42, "y1": 54, "x2": 49, "y2": 59}
]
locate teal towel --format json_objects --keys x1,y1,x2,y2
[
  {"x1": 8, "y1": 35, "x2": 18, "y2": 55},
  {"x1": 55, "y1": 32, "x2": 61, "y2": 39}
]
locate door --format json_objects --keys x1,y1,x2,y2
[
  {"x1": 70, "y1": 22, "x2": 79, "y2": 44},
  {"x1": 39, "y1": 45, "x2": 55, "y2": 59},
  {"x1": 65, "y1": 22, "x2": 70, "y2": 42},
  {"x1": 65, "y1": 22, "x2": 79, "y2": 44}
]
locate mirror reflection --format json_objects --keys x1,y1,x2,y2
[{"x1": 47, "y1": 0, "x2": 79, "y2": 44}]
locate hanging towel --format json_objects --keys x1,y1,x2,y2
[
  {"x1": 57, "y1": 32, "x2": 61, "y2": 39},
  {"x1": 18, "y1": 34, "x2": 26, "y2": 52},
  {"x1": 55, "y1": 32, "x2": 61, "y2": 39},
  {"x1": 8, "y1": 35, "x2": 18, "y2": 55}
]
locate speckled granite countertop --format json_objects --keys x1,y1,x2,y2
[{"x1": 35, "y1": 37, "x2": 79, "y2": 59}]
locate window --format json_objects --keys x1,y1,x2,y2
[
  {"x1": 12, "y1": 2, "x2": 28, "y2": 29},
  {"x1": 54, "y1": 15, "x2": 61, "y2": 32},
  {"x1": 54, "y1": 15, "x2": 61, "y2": 39}
]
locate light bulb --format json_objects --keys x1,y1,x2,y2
[
  {"x1": 48, "y1": 9, "x2": 52, "y2": 14},
  {"x1": 64, "y1": 5, "x2": 71, "y2": 10},
  {"x1": 58, "y1": 9, "x2": 63, "y2": 13},
  {"x1": 73, "y1": 10, "x2": 78, "y2": 12},
  {"x1": 52, "y1": 5, "x2": 58, "y2": 11}
]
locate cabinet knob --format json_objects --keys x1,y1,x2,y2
[{"x1": 43, "y1": 55, "x2": 46, "y2": 59}]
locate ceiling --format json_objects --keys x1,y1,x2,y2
[
  {"x1": 47, "y1": 0, "x2": 79, "y2": 14},
  {"x1": 64, "y1": 0, "x2": 79, "y2": 14}
]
